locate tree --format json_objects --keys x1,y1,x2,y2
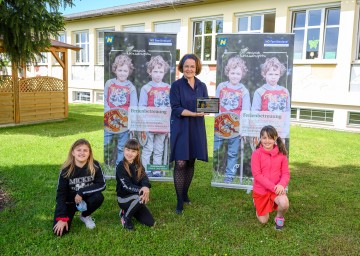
[{"x1": 0, "y1": 0, "x2": 74, "y2": 68}]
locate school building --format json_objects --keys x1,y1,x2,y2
[{"x1": 38, "y1": 0, "x2": 360, "y2": 132}]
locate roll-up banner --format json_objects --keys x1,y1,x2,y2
[
  {"x1": 103, "y1": 32, "x2": 177, "y2": 181},
  {"x1": 212, "y1": 33, "x2": 294, "y2": 191}
]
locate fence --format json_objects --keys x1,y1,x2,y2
[{"x1": 0, "y1": 75, "x2": 66, "y2": 125}]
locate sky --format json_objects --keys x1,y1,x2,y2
[{"x1": 61, "y1": 0, "x2": 148, "y2": 15}]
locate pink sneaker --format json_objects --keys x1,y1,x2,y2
[{"x1": 274, "y1": 217, "x2": 285, "y2": 230}]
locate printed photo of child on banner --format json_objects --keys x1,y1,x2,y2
[
  {"x1": 212, "y1": 33, "x2": 294, "y2": 190},
  {"x1": 103, "y1": 32, "x2": 177, "y2": 180}
]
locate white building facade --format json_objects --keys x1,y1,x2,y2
[{"x1": 35, "y1": 0, "x2": 360, "y2": 132}]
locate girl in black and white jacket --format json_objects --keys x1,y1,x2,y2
[
  {"x1": 116, "y1": 139, "x2": 155, "y2": 230},
  {"x1": 53, "y1": 139, "x2": 106, "y2": 236}
]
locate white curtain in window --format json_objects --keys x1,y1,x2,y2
[
  {"x1": 154, "y1": 20, "x2": 181, "y2": 33},
  {"x1": 123, "y1": 24, "x2": 145, "y2": 32}
]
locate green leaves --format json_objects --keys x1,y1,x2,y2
[{"x1": 0, "y1": 0, "x2": 74, "y2": 67}]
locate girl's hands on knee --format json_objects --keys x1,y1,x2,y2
[
  {"x1": 274, "y1": 184, "x2": 285, "y2": 195},
  {"x1": 139, "y1": 187, "x2": 150, "y2": 204},
  {"x1": 53, "y1": 220, "x2": 68, "y2": 236}
]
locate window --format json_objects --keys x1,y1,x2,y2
[
  {"x1": 53, "y1": 32, "x2": 66, "y2": 63},
  {"x1": 154, "y1": 20, "x2": 181, "y2": 61},
  {"x1": 299, "y1": 108, "x2": 333, "y2": 122},
  {"x1": 357, "y1": 4, "x2": 360, "y2": 60},
  {"x1": 36, "y1": 52, "x2": 48, "y2": 64},
  {"x1": 236, "y1": 11, "x2": 275, "y2": 33},
  {"x1": 74, "y1": 31, "x2": 89, "y2": 63},
  {"x1": 292, "y1": 6, "x2": 340, "y2": 60},
  {"x1": 193, "y1": 18, "x2": 223, "y2": 61},
  {"x1": 291, "y1": 108, "x2": 297, "y2": 119},
  {"x1": 348, "y1": 112, "x2": 360, "y2": 125},
  {"x1": 349, "y1": 64, "x2": 360, "y2": 92},
  {"x1": 123, "y1": 24, "x2": 145, "y2": 32},
  {"x1": 95, "y1": 92, "x2": 104, "y2": 103},
  {"x1": 58, "y1": 32, "x2": 66, "y2": 43},
  {"x1": 73, "y1": 91, "x2": 90, "y2": 102},
  {"x1": 97, "y1": 28, "x2": 115, "y2": 64}
]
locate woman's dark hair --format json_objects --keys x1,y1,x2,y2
[
  {"x1": 123, "y1": 139, "x2": 145, "y2": 181},
  {"x1": 256, "y1": 125, "x2": 287, "y2": 155},
  {"x1": 178, "y1": 53, "x2": 202, "y2": 75}
]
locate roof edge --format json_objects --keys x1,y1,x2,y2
[{"x1": 64, "y1": 0, "x2": 206, "y2": 21}]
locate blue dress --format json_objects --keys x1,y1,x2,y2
[{"x1": 170, "y1": 76, "x2": 208, "y2": 162}]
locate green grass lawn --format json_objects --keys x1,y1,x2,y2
[{"x1": 0, "y1": 104, "x2": 359, "y2": 255}]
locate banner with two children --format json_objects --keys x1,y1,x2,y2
[
  {"x1": 103, "y1": 32, "x2": 177, "y2": 180},
  {"x1": 211, "y1": 33, "x2": 294, "y2": 191},
  {"x1": 102, "y1": 32, "x2": 294, "y2": 190}
]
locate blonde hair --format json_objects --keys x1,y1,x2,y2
[
  {"x1": 224, "y1": 56, "x2": 248, "y2": 77},
  {"x1": 260, "y1": 57, "x2": 286, "y2": 78},
  {"x1": 146, "y1": 55, "x2": 170, "y2": 75},
  {"x1": 112, "y1": 54, "x2": 134, "y2": 75},
  {"x1": 123, "y1": 139, "x2": 145, "y2": 181},
  {"x1": 61, "y1": 139, "x2": 96, "y2": 178}
]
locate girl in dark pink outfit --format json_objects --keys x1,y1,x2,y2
[{"x1": 251, "y1": 125, "x2": 290, "y2": 230}]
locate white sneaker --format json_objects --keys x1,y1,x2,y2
[{"x1": 79, "y1": 214, "x2": 96, "y2": 229}]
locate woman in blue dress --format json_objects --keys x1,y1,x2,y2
[{"x1": 170, "y1": 53, "x2": 208, "y2": 214}]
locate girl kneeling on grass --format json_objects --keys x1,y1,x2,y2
[
  {"x1": 116, "y1": 139, "x2": 155, "y2": 230},
  {"x1": 251, "y1": 125, "x2": 290, "y2": 230},
  {"x1": 53, "y1": 139, "x2": 106, "y2": 236}
]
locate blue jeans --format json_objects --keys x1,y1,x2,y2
[
  {"x1": 214, "y1": 135, "x2": 241, "y2": 178},
  {"x1": 141, "y1": 132, "x2": 166, "y2": 171},
  {"x1": 104, "y1": 130, "x2": 129, "y2": 166}
]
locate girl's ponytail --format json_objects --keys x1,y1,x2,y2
[{"x1": 276, "y1": 137, "x2": 288, "y2": 156}]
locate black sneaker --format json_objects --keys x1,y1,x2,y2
[{"x1": 121, "y1": 216, "x2": 134, "y2": 230}]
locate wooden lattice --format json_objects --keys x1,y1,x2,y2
[
  {"x1": 19, "y1": 77, "x2": 65, "y2": 92},
  {"x1": 0, "y1": 75, "x2": 13, "y2": 92}
]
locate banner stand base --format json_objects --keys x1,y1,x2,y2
[{"x1": 211, "y1": 182, "x2": 252, "y2": 194}]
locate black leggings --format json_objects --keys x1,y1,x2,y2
[
  {"x1": 53, "y1": 192, "x2": 104, "y2": 235},
  {"x1": 117, "y1": 194, "x2": 155, "y2": 227},
  {"x1": 173, "y1": 159, "x2": 195, "y2": 211}
]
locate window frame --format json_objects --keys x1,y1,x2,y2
[
  {"x1": 96, "y1": 27, "x2": 115, "y2": 65},
  {"x1": 95, "y1": 91, "x2": 104, "y2": 103},
  {"x1": 154, "y1": 20, "x2": 181, "y2": 61},
  {"x1": 291, "y1": 4, "x2": 340, "y2": 61},
  {"x1": 235, "y1": 10, "x2": 275, "y2": 33},
  {"x1": 348, "y1": 111, "x2": 360, "y2": 126},
  {"x1": 290, "y1": 108, "x2": 297, "y2": 119},
  {"x1": 73, "y1": 91, "x2": 91, "y2": 102},
  {"x1": 355, "y1": 1, "x2": 360, "y2": 60},
  {"x1": 237, "y1": 15, "x2": 263, "y2": 33},
  {"x1": 297, "y1": 108, "x2": 334, "y2": 123},
  {"x1": 123, "y1": 24, "x2": 145, "y2": 32},
  {"x1": 154, "y1": 20, "x2": 181, "y2": 32},
  {"x1": 74, "y1": 30, "x2": 89, "y2": 64},
  {"x1": 191, "y1": 16, "x2": 223, "y2": 63},
  {"x1": 57, "y1": 32, "x2": 66, "y2": 43},
  {"x1": 36, "y1": 52, "x2": 48, "y2": 65}
]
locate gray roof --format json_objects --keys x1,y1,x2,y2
[{"x1": 64, "y1": 0, "x2": 206, "y2": 21}]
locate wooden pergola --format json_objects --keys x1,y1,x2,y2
[{"x1": 0, "y1": 39, "x2": 81, "y2": 125}]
